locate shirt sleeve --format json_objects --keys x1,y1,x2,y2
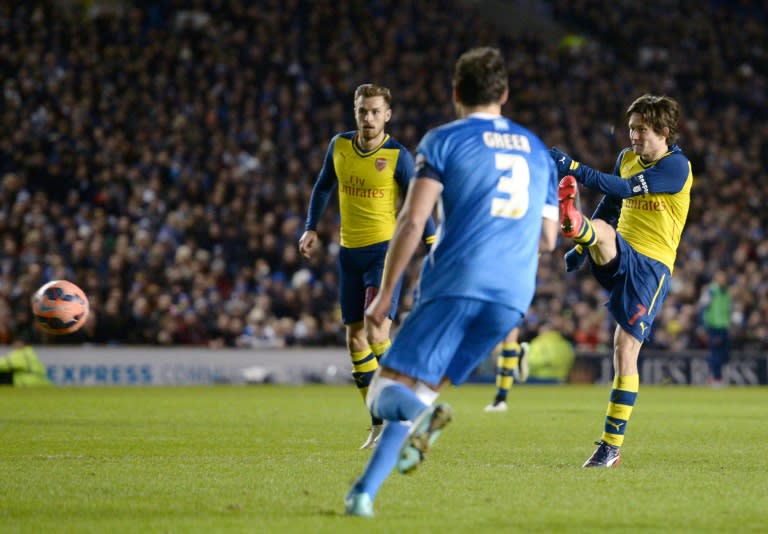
[
  {"x1": 542, "y1": 155, "x2": 559, "y2": 221},
  {"x1": 304, "y1": 137, "x2": 339, "y2": 231},
  {"x1": 575, "y1": 152, "x2": 689, "y2": 198},
  {"x1": 588, "y1": 154, "x2": 623, "y2": 224}
]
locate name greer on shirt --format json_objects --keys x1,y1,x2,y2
[{"x1": 482, "y1": 132, "x2": 531, "y2": 153}]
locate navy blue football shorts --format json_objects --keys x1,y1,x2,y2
[
  {"x1": 338, "y1": 241, "x2": 402, "y2": 325},
  {"x1": 589, "y1": 232, "x2": 671, "y2": 342},
  {"x1": 381, "y1": 297, "x2": 524, "y2": 387}
]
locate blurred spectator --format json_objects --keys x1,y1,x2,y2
[
  {"x1": 524, "y1": 323, "x2": 576, "y2": 384},
  {"x1": 698, "y1": 271, "x2": 733, "y2": 387}
]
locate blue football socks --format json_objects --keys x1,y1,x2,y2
[
  {"x1": 372, "y1": 383, "x2": 427, "y2": 422},
  {"x1": 352, "y1": 383, "x2": 429, "y2": 499},
  {"x1": 351, "y1": 421, "x2": 410, "y2": 499}
]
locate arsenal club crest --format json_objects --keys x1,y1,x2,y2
[{"x1": 375, "y1": 158, "x2": 387, "y2": 171}]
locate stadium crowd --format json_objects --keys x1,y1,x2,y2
[{"x1": 0, "y1": 0, "x2": 766, "y2": 352}]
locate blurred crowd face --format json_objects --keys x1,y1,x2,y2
[
  {"x1": 628, "y1": 112, "x2": 668, "y2": 161},
  {"x1": 713, "y1": 271, "x2": 727, "y2": 287},
  {"x1": 354, "y1": 96, "x2": 391, "y2": 146}
]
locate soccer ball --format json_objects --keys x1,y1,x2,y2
[{"x1": 31, "y1": 280, "x2": 90, "y2": 335}]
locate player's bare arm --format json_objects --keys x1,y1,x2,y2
[
  {"x1": 540, "y1": 217, "x2": 558, "y2": 253},
  {"x1": 366, "y1": 177, "x2": 442, "y2": 325}
]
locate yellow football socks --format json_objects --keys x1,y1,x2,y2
[
  {"x1": 573, "y1": 216, "x2": 598, "y2": 247},
  {"x1": 494, "y1": 342, "x2": 521, "y2": 399},
  {"x1": 351, "y1": 349, "x2": 379, "y2": 401},
  {"x1": 602, "y1": 374, "x2": 639, "y2": 447},
  {"x1": 369, "y1": 339, "x2": 391, "y2": 360}
]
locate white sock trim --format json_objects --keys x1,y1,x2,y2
[
  {"x1": 366, "y1": 372, "x2": 440, "y2": 417},
  {"x1": 366, "y1": 370, "x2": 399, "y2": 413},
  {"x1": 414, "y1": 381, "x2": 439, "y2": 406}
]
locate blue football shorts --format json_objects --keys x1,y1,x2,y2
[
  {"x1": 338, "y1": 241, "x2": 402, "y2": 324},
  {"x1": 381, "y1": 297, "x2": 524, "y2": 387},
  {"x1": 589, "y1": 232, "x2": 671, "y2": 342}
]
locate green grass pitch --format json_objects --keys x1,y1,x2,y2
[{"x1": 1, "y1": 384, "x2": 766, "y2": 533}]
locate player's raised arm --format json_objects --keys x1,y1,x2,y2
[{"x1": 551, "y1": 146, "x2": 690, "y2": 198}]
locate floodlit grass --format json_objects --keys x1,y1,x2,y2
[{"x1": 0, "y1": 384, "x2": 766, "y2": 533}]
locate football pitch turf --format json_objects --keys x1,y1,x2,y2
[{"x1": 1, "y1": 384, "x2": 766, "y2": 533}]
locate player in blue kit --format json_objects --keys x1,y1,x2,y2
[
  {"x1": 299, "y1": 84, "x2": 436, "y2": 449},
  {"x1": 344, "y1": 47, "x2": 559, "y2": 517}
]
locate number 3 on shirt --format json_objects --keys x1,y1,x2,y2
[{"x1": 491, "y1": 153, "x2": 530, "y2": 219}]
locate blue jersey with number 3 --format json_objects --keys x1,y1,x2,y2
[{"x1": 414, "y1": 112, "x2": 557, "y2": 313}]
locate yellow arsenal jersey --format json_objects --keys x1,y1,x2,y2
[
  {"x1": 616, "y1": 149, "x2": 692, "y2": 273},
  {"x1": 332, "y1": 133, "x2": 406, "y2": 248}
]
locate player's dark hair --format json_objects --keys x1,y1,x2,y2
[
  {"x1": 354, "y1": 84, "x2": 391, "y2": 107},
  {"x1": 626, "y1": 94, "x2": 681, "y2": 145},
  {"x1": 453, "y1": 47, "x2": 508, "y2": 107}
]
